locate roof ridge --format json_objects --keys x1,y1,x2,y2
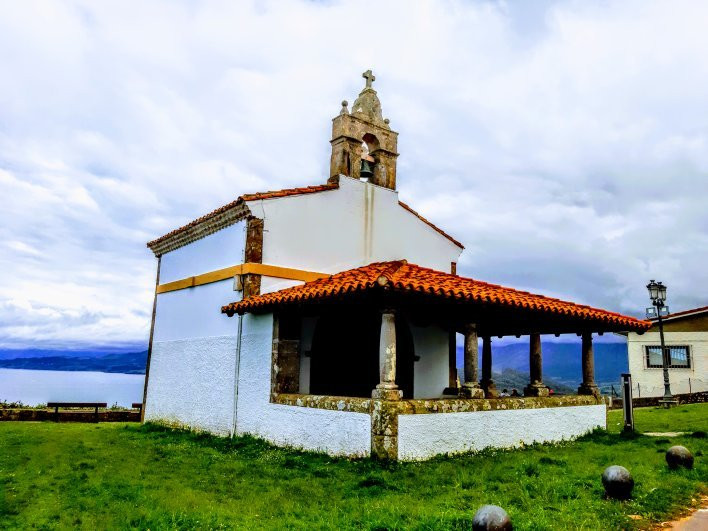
[{"x1": 376, "y1": 260, "x2": 407, "y2": 286}]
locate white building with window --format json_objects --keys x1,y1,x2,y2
[{"x1": 626, "y1": 306, "x2": 708, "y2": 397}]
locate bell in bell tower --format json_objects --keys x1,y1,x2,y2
[{"x1": 329, "y1": 70, "x2": 399, "y2": 190}]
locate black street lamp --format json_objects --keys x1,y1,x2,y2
[{"x1": 646, "y1": 280, "x2": 674, "y2": 406}]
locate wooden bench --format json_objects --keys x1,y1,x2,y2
[{"x1": 47, "y1": 402, "x2": 107, "y2": 422}]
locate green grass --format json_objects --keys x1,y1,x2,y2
[
  {"x1": 0, "y1": 404, "x2": 706, "y2": 530},
  {"x1": 607, "y1": 402, "x2": 708, "y2": 435}
]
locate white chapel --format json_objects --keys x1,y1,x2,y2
[{"x1": 142, "y1": 71, "x2": 649, "y2": 460}]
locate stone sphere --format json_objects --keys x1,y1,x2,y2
[
  {"x1": 472, "y1": 505, "x2": 512, "y2": 531},
  {"x1": 602, "y1": 465, "x2": 634, "y2": 500},
  {"x1": 666, "y1": 446, "x2": 694, "y2": 469}
]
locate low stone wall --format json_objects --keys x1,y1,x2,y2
[
  {"x1": 273, "y1": 393, "x2": 371, "y2": 413},
  {"x1": 398, "y1": 404, "x2": 607, "y2": 461},
  {"x1": 274, "y1": 393, "x2": 606, "y2": 460},
  {"x1": 608, "y1": 391, "x2": 708, "y2": 410},
  {"x1": 0, "y1": 409, "x2": 140, "y2": 422}
]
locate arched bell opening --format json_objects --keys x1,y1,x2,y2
[
  {"x1": 309, "y1": 307, "x2": 415, "y2": 399},
  {"x1": 360, "y1": 133, "x2": 379, "y2": 182}
]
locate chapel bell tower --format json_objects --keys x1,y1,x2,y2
[{"x1": 330, "y1": 70, "x2": 399, "y2": 190}]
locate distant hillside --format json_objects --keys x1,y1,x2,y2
[
  {"x1": 0, "y1": 347, "x2": 145, "y2": 360},
  {"x1": 457, "y1": 341, "x2": 628, "y2": 387},
  {"x1": 0, "y1": 350, "x2": 148, "y2": 374},
  {"x1": 492, "y1": 368, "x2": 575, "y2": 395}
]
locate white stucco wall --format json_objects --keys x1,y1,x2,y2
[
  {"x1": 144, "y1": 335, "x2": 238, "y2": 435},
  {"x1": 147, "y1": 224, "x2": 245, "y2": 433},
  {"x1": 411, "y1": 324, "x2": 450, "y2": 399},
  {"x1": 235, "y1": 313, "x2": 371, "y2": 456},
  {"x1": 397, "y1": 404, "x2": 606, "y2": 461},
  {"x1": 153, "y1": 279, "x2": 239, "y2": 342},
  {"x1": 627, "y1": 331, "x2": 707, "y2": 397},
  {"x1": 159, "y1": 221, "x2": 245, "y2": 283},
  {"x1": 247, "y1": 176, "x2": 462, "y2": 275}
]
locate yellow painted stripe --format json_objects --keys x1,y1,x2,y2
[{"x1": 156, "y1": 263, "x2": 328, "y2": 294}]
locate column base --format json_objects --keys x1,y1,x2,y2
[
  {"x1": 577, "y1": 383, "x2": 600, "y2": 397},
  {"x1": 371, "y1": 398, "x2": 399, "y2": 460},
  {"x1": 524, "y1": 383, "x2": 550, "y2": 397},
  {"x1": 371, "y1": 435, "x2": 398, "y2": 460},
  {"x1": 372, "y1": 387, "x2": 403, "y2": 401},
  {"x1": 459, "y1": 384, "x2": 485, "y2": 399},
  {"x1": 480, "y1": 379, "x2": 498, "y2": 398}
]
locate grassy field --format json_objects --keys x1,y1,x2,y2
[{"x1": 1, "y1": 404, "x2": 706, "y2": 530}]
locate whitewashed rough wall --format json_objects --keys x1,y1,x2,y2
[
  {"x1": 411, "y1": 324, "x2": 450, "y2": 399},
  {"x1": 627, "y1": 331, "x2": 707, "y2": 397},
  {"x1": 235, "y1": 313, "x2": 371, "y2": 456},
  {"x1": 397, "y1": 405, "x2": 606, "y2": 461},
  {"x1": 248, "y1": 176, "x2": 462, "y2": 278},
  {"x1": 145, "y1": 222, "x2": 245, "y2": 434}
]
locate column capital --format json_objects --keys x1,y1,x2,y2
[{"x1": 461, "y1": 323, "x2": 477, "y2": 335}]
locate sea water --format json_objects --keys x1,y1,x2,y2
[{"x1": 0, "y1": 368, "x2": 145, "y2": 408}]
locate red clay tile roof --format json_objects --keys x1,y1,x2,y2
[
  {"x1": 222, "y1": 260, "x2": 651, "y2": 332},
  {"x1": 398, "y1": 201, "x2": 463, "y2": 249},
  {"x1": 147, "y1": 184, "x2": 338, "y2": 249}
]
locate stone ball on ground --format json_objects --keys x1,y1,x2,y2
[
  {"x1": 472, "y1": 505, "x2": 512, "y2": 530},
  {"x1": 602, "y1": 465, "x2": 634, "y2": 500},
  {"x1": 666, "y1": 445, "x2": 694, "y2": 469}
]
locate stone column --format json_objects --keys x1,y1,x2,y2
[
  {"x1": 578, "y1": 332, "x2": 600, "y2": 396},
  {"x1": 372, "y1": 310, "x2": 402, "y2": 400},
  {"x1": 480, "y1": 336, "x2": 498, "y2": 398},
  {"x1": 460, "y1": 324, "x2": 484, "y2": 398},
  {"x1": 524, "y1": 333, "x2": 549, "y2": 397}
]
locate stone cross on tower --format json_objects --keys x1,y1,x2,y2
[{"x1": 362, "y1": 69, "x2": 375, "y2": 88}]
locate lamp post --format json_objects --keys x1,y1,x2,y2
[{"x1": 646, "y1": 280, "x2": 674, "y2": 406}]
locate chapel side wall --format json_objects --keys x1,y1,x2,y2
[
  {"x1": 411, "y1": 324, "x2": 450, "y2": 399},
  {"x1": 252, "y1": 176, "x2": 462, "y2": 279},
  {"x1": 627, "y1": 331, "x2": 707, "y2": 397},
  {"x1": 145, "y1": 222, "x2": 246, "y2": 435},
  {"x1": 397, "y1": 405, "x2": 607, "y2": 461},
  {"x1": 159, "y1": 222, "x2": 246, "y2": 283},
  {"x1": 235, "y1": 313, "x2": 371, "y2": 456}
]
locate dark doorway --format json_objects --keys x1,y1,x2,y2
[{"x1": 309, "y1": 308, "x2": 415, "y2": 398}]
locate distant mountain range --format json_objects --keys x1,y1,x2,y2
[
  {"x1": 457, "y1": 341, "x2": 628, "y2": 387},
  {"x1": 0, "y1": 350, "x2": 148, "y2": 374},
  {"x1": 0, "y1": 341, "x2": 628, "y2": 383}
]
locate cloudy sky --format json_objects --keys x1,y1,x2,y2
[{"x1": 1, "y1": 0, "x2": 706, "y2": 350}]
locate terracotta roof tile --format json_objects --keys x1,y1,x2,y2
[{"x1": 222, "y1": 260, "x2": 651, "y2": 332}]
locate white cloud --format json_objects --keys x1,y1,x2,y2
[{"x1": 0, "y1": 0, "x2": 706, "y2": 348}]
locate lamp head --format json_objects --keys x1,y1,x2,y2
[{"x1": 646, "y1": 279, "x2": 667, "y2": 304}]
